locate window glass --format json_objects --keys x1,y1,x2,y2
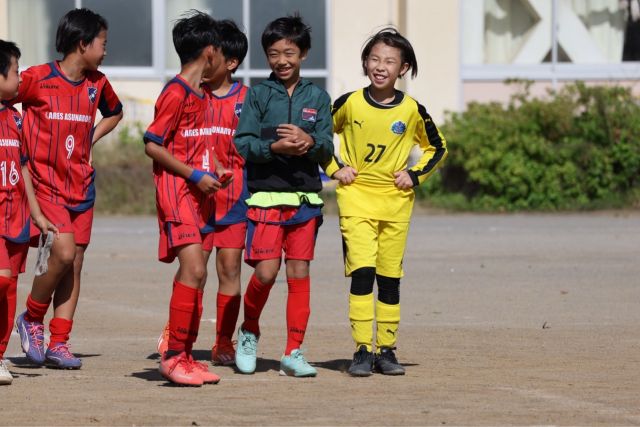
[
  {"x1": 165, "y1": 0, "x2": 243, "y2": 70},
  {"x1": 249, "y1": 0, "x2": 326, "y2": 69},
  {"x1": 85, "y1": 0, "x2": 153, "y2": 66}
]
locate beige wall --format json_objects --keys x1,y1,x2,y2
[
  {"x1": 330, "y1": 0, "x2": 461, "y2": 123},
  {"x1": 405, "y1": 0, "x2": 461, "y2": 123},
  {"x1": 0, "y1": 0, "x2": 7, "y2": 39},
  {"x1": 3, "y1": 0, "x2": 462, "y2": 125}
]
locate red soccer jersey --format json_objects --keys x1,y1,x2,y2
[
  {"x1": 207, "y1": 82, "x2": 249, "y2": 225},
  {"x1": 14, "y1": 61, "x2": 122, "y2": 210},
  {"x1": 144, "y1": 75, "x2": 217, "y2": 229},
  {"x1": 0, "y1": 105, "x2": 29, "y2": 242}
]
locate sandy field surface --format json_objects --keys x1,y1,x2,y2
[{"x1": 1, "y1": 213, "x2": 639, "y2": 426}]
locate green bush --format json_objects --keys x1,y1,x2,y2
[
  {"x1": 93, "y1": 124, "x2": 156, "y2": 214},
  {"x1": 432, "y1": 81, "x2": 640, "y2": 211}
]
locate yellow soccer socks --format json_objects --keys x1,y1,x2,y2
[
  {"x1": 349, "y1": 293, "x2": 374, "y2": 352},
  {"x1": 375, "y1": 299, "x2": 400, "y2": 350}
]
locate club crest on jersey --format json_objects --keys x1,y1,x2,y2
[
  {"x1": 234, "y1": 103, "x2": 243, "y2": 118},
  {"x1": 13, "y1": 114, "x2": 22, "y2": 130},
  {"x1": 88, "y1": 87, "x2": 97, "y2": 103},
  {"x1": 302, "y1": 108, "x2": 317, "y2": 123},
  {"x1": 391, "y1": 120, "x2": 407, "y2": 135}
]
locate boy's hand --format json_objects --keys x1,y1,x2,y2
[
  {"x1": 275, "y1": 124, "x2": 314, "y2": 155},
  {"x1": 32, "y1": 214, "x2": 60, "y2": 238},
  {"x1": 393, "y1": 170, "x2": 414, "y2": 190},
  {"x1": 271, "y1": 138, "x2": 309, "y2": 156},
  {"x1": 333, "y1": 166, "x2": 358, "y2": 185},
  {"x1": 196, "y1": 172, "x2": 222, "y2": 194}
]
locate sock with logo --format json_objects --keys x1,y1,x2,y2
[
  {"x1": 49, "y1": 317, "x2": 73, "y2": 348},
  {"x1": 376, "y1": 274, "x2": 400, "y2": 350},
  {"x1": 349, "y1": 293, "x2": 374, "y2": 352},
  {"x1": 168, "y1": 280, "x2": 199, "y2": 354},
  {"x1": 241, "y1": 274, "x2": 273, "y2": 336},
  {"x1": 25, "y1": 293, "x2": 51, "y2": 323},
  {"x1": 184, "y1": 288, "x2": 204, "y2": 355},
  {"x1": 285, "y1": 276, "x2": 311, "y2": 355},
  {"x1": 0, "y1": 277, "x2": 16, "y2": 358},
  {"x1": 216, "y1": 292, "x2": 241, "y2": 344}
]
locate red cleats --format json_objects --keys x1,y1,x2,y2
[
  {"x1": 211, "y1": 339, "x2": 236, "y2": 366},
  {"x1": 157, "y1": 322, "x2": 170, "y2": 356},
  {"x1": 159, "y1": 352, "x2": 203, "y2": 387},
  {"x1": 188, "y1": 355, "x2": 221, "y2": 384}
]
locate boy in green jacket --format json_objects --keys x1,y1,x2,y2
[{"x1": 233, "y1": 14, "x2": 333, "y2": 377}]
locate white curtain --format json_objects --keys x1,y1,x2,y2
[
  {"x1": 484, "y1": 0, "x2": 537, "y2": 63},
  {"x1": 165, "y1": 0, "x2": 215, "y2": 70},
  {"x1": 570, "y1": 0, "x2": 625, "y2": 62},
  {"x1": 482, "y1": 0, "x2": 626, "y2": 64},
  {"x1": 8, "y1": 0, "x2": 51, "y2": 67}
]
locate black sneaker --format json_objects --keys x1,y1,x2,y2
[
  {"x1": 347, "y1": 345, "x2": 373, "y2": 377},
  {"x1": 374, "y1": 347, "x2": 405, "y2": 375}
]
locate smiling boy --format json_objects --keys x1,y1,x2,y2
[{"x1": 232, "y1": 14, "x2": 333, "y2": 377}]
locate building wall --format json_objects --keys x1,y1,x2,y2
[{"x1": 329, "y1": 0, "x2": 461, "y2": 123}]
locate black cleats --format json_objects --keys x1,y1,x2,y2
[
  {"x1": 374, "y1": 347, "x2": 405, "y2": 375},
  {"x1": 348, "y1": 345, "x2": 374, "y2": 377}
]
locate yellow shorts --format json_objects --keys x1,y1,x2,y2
[{"x1": 339, "y1": 216, "x2": 409, "y2": 278}]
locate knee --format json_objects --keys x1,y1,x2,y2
[
  {"x1": 376, "y1": 274, "x2": 400, "y2": 305},
  {"x1": 254, "y1": 270, "x2": 276, "y2": 285},
  {"x1": 53, "y1": 246, "x2": 76, "y2": 268},
  {"x1": 350, "y1": 267, "x2": 376, "y2": 295},
  {"x1": 218, "y1": 258, "x2": 241, "y2": 281},
  {"x1": 184, "y1": 263, "x2": 207, "y2": 284}
]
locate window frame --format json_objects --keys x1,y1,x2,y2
[{"x1": 10, "y1": 0, "x2": 331, "y2": 86}]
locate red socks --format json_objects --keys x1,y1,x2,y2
[
  {"x1": 25, "y1": 293, "x2": 50, "y2": 323},
  {"x1": 49, "y1": 317, "x2": 73, "y2": 347},
  {"x1": 168, "y1": 280, "x2": 200, "y2": 354},
  {"x1": 242, "y1": 274, "x2": 273, "y2": 336},
  {"x1": 216, "y1": 292, "x2": 241, "y2": 344},
  {"x1": 0, "y1": 277, "x2": 16, "y2": 358},
  {"x1": 285, "y1": 276, "x2": 311, "y2": 355}
]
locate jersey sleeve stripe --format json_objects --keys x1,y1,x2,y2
[
  {"x1": 331, "y1": 91, "x2": 354, "y2": 115},
  {"x1": 143, "y1": 131, "x2": 164, "y2": 145}
]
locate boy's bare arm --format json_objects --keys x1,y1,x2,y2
[
  {"x1": 92, "y1": 111, "x2": 124, "y2": 145},
  {"x1": 144, "y1": 142, "x2": 221, "y2": 194}
]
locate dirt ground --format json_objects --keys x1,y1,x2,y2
[{"x1": 1, "y1": 213, "x2": 639, "y2": 426}]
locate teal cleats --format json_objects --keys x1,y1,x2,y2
[
  {"x1": 279, "y1": 349, "x2": 317, "y2": 377},
  {"x1": 235, "y1": 328, "x2": 258, "y2": 374}
]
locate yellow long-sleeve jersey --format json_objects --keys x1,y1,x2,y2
[{"x1": 324, "y1": 88, "x2": 448, "y2": 221}]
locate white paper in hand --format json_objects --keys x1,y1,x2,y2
[{"x1": 34, "y1": 231, "x2": 54, "y2": 276}]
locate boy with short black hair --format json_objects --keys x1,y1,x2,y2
[
  {"x1": 155, "y1": 19, "x2": 250, "y2": 366},
  {"x1": 203, "y1": 19, "x2": 250, "y2": 365},
  {"x1": 233, "y1": 14, "x2": 333, "y2": 377},
  {"x1": 13, "y1": 8, "x2": 122, "y2": 370},
  {"x1": 144, "y1": 10, "x2": 228, "y2": 386},
  {"x1": 0, "y1": 40, "x2": 59, "y2": 385}
]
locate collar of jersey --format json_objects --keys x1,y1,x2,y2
[
  {"x1": 49, "y1": 61, "x2": 86, "y2": 86},
  {"x1": 171, "y1": 74, "x2": 205, "y2": 100},
  {"x1": 209, "y1": 81, "x2": 242, "y2": 100},
  {"x1": 363, "y1": 86, "x2": 404, "y2": 109}
]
